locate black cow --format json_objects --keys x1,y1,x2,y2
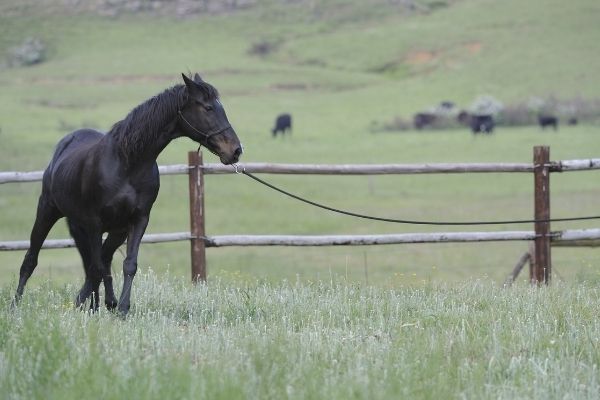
[
  {"x1": 413, "y1": 113, "x2": 436, "y2": 130},
  {"x1": 567, "y1": 117, "x2": 578, "y2": 126},
  {"x1": 272, "y1": 113, "x2": 292, "y2": 137},
  {"x1": 538, "y1": 115, "x2": 558, "y2": 130},
  {"x1": 458, "y1": 111, "x2": 494, "y2": 134},
  {"x1": 470, "y1": 115, "x2": 494, "y2": 134}
]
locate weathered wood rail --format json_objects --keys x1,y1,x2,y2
[
  {"x1": 2, "y1": 147, "x2": 599, "y2": 283},
  {"x1": 2, "y1": 158, "x2": 599, "y2": 184},
  {"x1": 2, "y1": 230, "x2": 599, "y2": 250}
]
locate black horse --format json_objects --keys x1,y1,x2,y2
[{"x1": 14, "y1": 73, "x2": 242, "y2": 315}]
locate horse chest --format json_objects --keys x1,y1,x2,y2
[{"x1": 100, "y1": 184, "x2": 148, "y2": 227}]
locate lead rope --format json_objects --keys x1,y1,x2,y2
[{"x1": 233, "y1": 165, "x2": 600, "y2": 226}]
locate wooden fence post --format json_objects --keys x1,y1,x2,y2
[
  {"x1": 533, "y1": 146, "x2": 551, "y2": 284},
  {"x1": 188, "y1": 151, "x2": 207, "y2": 283}
]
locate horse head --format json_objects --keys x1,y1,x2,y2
[{"x1": 178, "y1": 73, "x2": 242, "y2": 165}]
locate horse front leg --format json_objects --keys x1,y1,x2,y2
[
  {"x1": 100, "y1": 230, "x2": 127, "y2": 310},
  {"x1": 117, "y1": 216, "x2": 149, "y2": 316}
]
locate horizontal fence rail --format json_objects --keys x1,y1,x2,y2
[
  {"x1": 202, "y1": 162, "x2": 536, "y2": 174},
  {"x1": 3, "y1": 158, "x2": 600, "y2": 184},
  {"x1": 0, "y1": 232, "x2": 193, "y2": 251},
  {"x1": 2, "y1": 229, "x2": 600, "y2": 251},
  {"x1": 207, "y1": 231, "x2": 537, "y2": 247}
]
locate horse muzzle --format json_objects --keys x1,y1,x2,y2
[{"x1": 220, "y1": 145, "x2": 243, "y2": 165}]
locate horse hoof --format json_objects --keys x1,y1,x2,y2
[
  {"x1": 75, "y1": 295, "x2": 89, "y2": 310},
  {"x1": 105, "y1": 300, "x2": 118, "y2": 310},
  {"x1": 117, "y1": 304, "x2": 130, "y2": 318},
  {"x1": 10, "y1": 296, "x2": 21, "y2": 310}
]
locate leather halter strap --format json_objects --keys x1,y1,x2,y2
[{"x1": 177, "y1": 110, "x2": 231, "y2": 140}]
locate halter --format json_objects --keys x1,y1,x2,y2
[{"x1": 177, "y1": 110, "x2": 232, "y2": 141}]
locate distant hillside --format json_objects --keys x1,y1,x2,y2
[
  {"x1": 1, "y1": 0, "x2": 598, "y2": 107},
  {"x1": 258, "y1": 0, "x2": 600, "y2": 98},
  {"x1": 0, "y1": 0, "x2": 453, "y2": 18}
]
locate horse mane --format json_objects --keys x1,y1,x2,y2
[{"x1": 108, "y1": 78, "x2": 219, "y2": 164}]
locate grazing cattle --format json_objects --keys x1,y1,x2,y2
[
  {"x1": 470, "y1": 114, "x2": 495, "y2": 134},
  {"x1": 458, "y1": 111, "x2": 494, "y2": 134},
  {"x1": 538, "y1": 114, "x2": 558, "y2": 130},
  {"x1": 272, "y1": 113, "x2": 292, "y2": 137},
  {"x1": 413, "y1": 112, "x2": 436, "y2": 130},
  {"x1": 567, "y1": 117, "x2": 578, "y2": 126}
]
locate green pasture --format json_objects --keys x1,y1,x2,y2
[
  {"x1": 1, "y1": 273, "x2": 600, "y2": 399},
  {"x1": 1, "y1": 0, "x2": 600, "y2": 289}
]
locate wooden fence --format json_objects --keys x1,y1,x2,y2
[{"x1": 2, "y1": 146, "x2": 600, "y2": 284}]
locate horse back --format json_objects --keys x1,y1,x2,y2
[
  {"x1": 48, "y1": 128, "x2": 103, "y2": 168},
  {"x1": 43, "y1": 129, "x2": 159, "y2": 228}
]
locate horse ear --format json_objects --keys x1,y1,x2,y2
[
  {"x1": 193, "y1": 73, "x2": 203, "y2": 83},
  {"x1": 182, "y1": 73, "x2": 200, "y2": 95},
  {"x1": 182, "y1": 73, "x2": 193, "y2": 87}
]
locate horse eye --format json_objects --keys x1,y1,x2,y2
[{"x1": 205, "y1": 105, "x2": 213, "y2": 111}]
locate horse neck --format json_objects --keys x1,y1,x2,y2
[{"x1": 108, "y1": 86, "x2": 183, "y2": 168}]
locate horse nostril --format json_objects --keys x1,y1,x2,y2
[{"x1": 234, "y1": 146, "x2": 243, "y2": 157}]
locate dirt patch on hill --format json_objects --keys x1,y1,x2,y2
[
  {"x1": 463, "y1": 41, "x2": 482, "y2": 54},
  {"x1": 405, "y1": 50, "x2": 437, "y2": 65},
  {"x1": 397, "y1": 42, "x2": 483, "y2": 74}
]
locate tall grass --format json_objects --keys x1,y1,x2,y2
[
  {"x1": 1, "y1": 2, "x2": 599, "y2": 397},
  {"x1": 1, "y1": 271, "x2": 599, "y2": 399}
]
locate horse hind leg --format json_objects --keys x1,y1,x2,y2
[
  {"x1": 14, "y1": 194, "x2": 62, "y2": 304},
  {"x1": 68, "y1": 221, "x2": 103, "y2": 311}
]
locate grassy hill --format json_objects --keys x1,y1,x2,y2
[{"x1": 1, "y1": 0, "x2": 600, "y2": 288}]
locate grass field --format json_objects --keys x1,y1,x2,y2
[
  {"x1": 1, "y1": 1, "x2": 600, "y2": 287},
  {"x1": 1, "y1": 1, "x2": 600, "y2": 398},
  {"x1": 1, "y1": 272, "x2": 600, "y2": 399}
]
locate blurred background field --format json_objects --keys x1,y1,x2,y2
[{"x1": 1, "y1": 0, "x2": 600, "y2": 288}]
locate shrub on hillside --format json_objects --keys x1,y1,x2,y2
[
  {"x1": 420, "y1": 114, "x2": 463, "y2": 130},
  {"x1": 248, "y1": 39, "x2": 280, "y2": 57},
  {"x1": 6, "y1": 37, "x2": 46, "y2": 67},
  {"x1": 468, "y1": 95, "x2": 503, "y2": 116},
  {"x1": 370, "y1": 116, "x2": 413, "y2": 132},
  {"x1": 497, "y1": 96, "x2": 600, "y2": 127},
  {"x1": 558, "y1": 97, "x2": 600, "y2": 124},
  {"x1": 374, "y1": 100, "x2": 463, "y2": 132},
  {"x1": 374, "y1": 95, "x2": 600, "y2": 133},
  {"x1": 497, "y1": 101, "x2": 536, "y2": 126}
]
